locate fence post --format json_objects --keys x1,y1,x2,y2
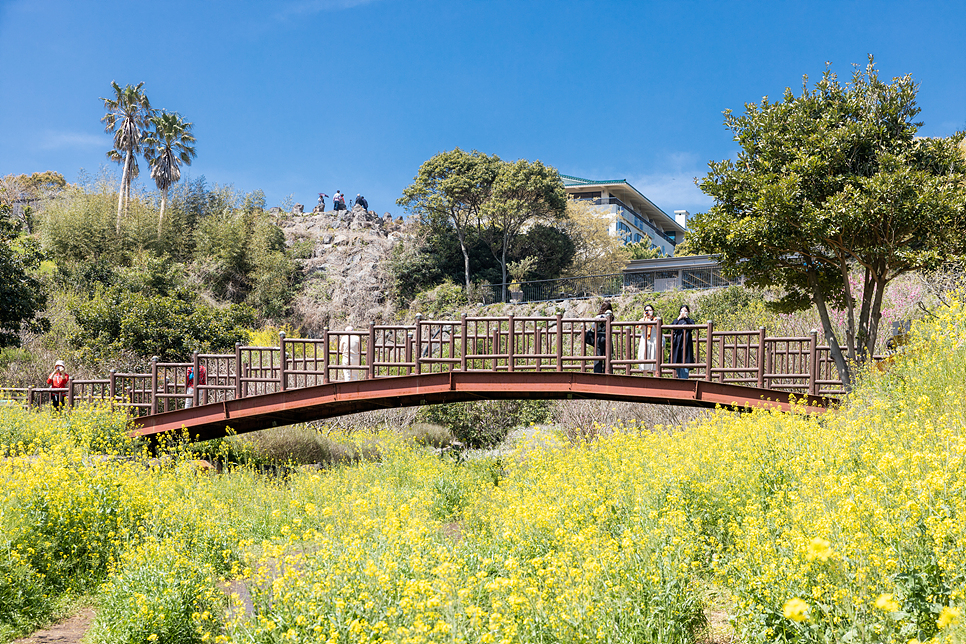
[
  {"x1": 655, "y1": 318, "x2": 664, "y2": 377},
  {"x1": 235, "y1": 343, "x2": 243, "y2": 399},
  {"x1": 26, "y1": 387, "x2": 33, "y2": 409},
  {"x1": 507, "y1": 314, "x2": 515, "y2": 373},
  {"x1": 109, "y1": 369, "x2": 117, "y2": 403},
  {"x1": 279, "y1": 332, "x2": 287, "y2": 391},
  {"x1": 406, "y1": 331, "x2": 414, "y2": 375},
  {"x1": 367, "y1": 323, "x2": 375, "y2": 380},
  {"x1": 705, "y1": 320, "x2": 714, "y2": 381},
  {"x1": 150, "y1": 356, "x2": 159, "y2": 415},
  {"x1": 414, "y1": 315, "x2": 423, "y2": 375},
  {"x1": 757, "y1": 328, "x2": 766, "y2": 389},
  {"x1": 809, "y1": 329, "x2": 818, "y2": 396},
  {"x1": 460, "y1": 313, "x2": 467, "y2": 371},
  {"x1": 555, "y1": 313, "x2": 563, "y2": 372},
  {"x1": 717, "y1": 329, "x2": 726, "y2": 383},
  {"x1": 605, "y1": 311, "x2": 613, "y2": 374},
  {"x1": 191, "y1": 351, "x2": 201, "y2": 407},
  {"x1": 322, "y1": 327, "x2": 330, "y2": 384}
]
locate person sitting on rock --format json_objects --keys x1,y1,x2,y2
[
  {"x1": 355, "y1": 194, "x2": 368, "y2": 211},
  {"x1": 317, "y1": 193, "x2": 327, "y2": 210}
]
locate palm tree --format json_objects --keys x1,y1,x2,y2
[
  {"x1": 144, "y1": 111, "x2": 197, "y2": 236},
  {"x1": 101, "y1": 81, "x2": 152, "y2": 233}
]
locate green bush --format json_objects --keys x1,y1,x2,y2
[
  {"x1": 417, "y1": 399, "x2": 553, "y2": 448},
  {"x1": 69, "y1": 285, "x2": 255, "y2": 362}
]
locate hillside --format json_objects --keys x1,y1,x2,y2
[{"x1": 279, "y1": 204, "x2": 404, "y2": 334}]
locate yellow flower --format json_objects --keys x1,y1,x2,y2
[
  {"x1": 937, "y1": 606, "x2": 960, "y2": 629},
  {"x1": 783, "y1": 597, "x2": 809, "y2": 622},
  {"x1": 806, "y1": 537, "x2": 832, "y2": 562},
  {"x1": 874, "y1": 593, "x2": 899, "y2": 612}
]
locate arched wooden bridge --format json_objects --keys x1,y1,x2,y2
[{"x1": 11, "y1": 315, "x2": 843, "y2": 441}]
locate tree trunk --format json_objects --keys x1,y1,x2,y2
[
  {"x1": 808, "y1": 265, "x2": 852, "y2": 392},
  {"x1": 158, "y1": 188, "x2": 167, "y2": 237},
  {"x1": 864, "y1": 275, "x2": 888, "y2": 360},
  {"x1": 116, "y1": 151, "x2": 132, "y2": 233}
]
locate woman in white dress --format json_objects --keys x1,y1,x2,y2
[
  {"x1": 637, "y1": 304, "x2": 658, "y2": 374},
  {"x1": 339, "y1": 325, "x2": 361, "y2": 381}
]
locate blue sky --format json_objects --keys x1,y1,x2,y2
[{"x1": 1, "y1": 0, "x2": 964, "y2": 217}]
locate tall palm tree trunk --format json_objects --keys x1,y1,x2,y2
[
  {"x1": 158, "y1": 188, "x2": 168, "y2": 236},
  {"x1": 116, "y1": 151, "x2": 133, "y2": 233}
]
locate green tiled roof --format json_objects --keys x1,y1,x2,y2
[{"x1": 560, "y1": 174, "x2": 629, "y2": 187}]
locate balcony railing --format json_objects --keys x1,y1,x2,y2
[{"x1": 575, "y1": 196, "x2": 676, "y2": 244}]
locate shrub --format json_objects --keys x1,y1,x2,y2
[{"x1": 417, "y1": 399, "x2": 553, "y2": 448}]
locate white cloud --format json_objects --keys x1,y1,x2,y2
[
  {"x1": 38, "y1": 130, "x2": 105, "y2": 151},
  {"x1": 274, "y1": 0, "x2": 382, "y2": 19}
]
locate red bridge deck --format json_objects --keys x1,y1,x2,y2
[{"x1": 8, "y1": 315, "x2": 842, "y2": 441}]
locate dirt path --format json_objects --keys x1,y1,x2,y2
[{"x1": 11, "y1": 608, "x2": 93, "y2": 644}]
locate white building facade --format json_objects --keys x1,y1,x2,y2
[{"x1": 561, "y1": 175, "x2": 687, "y2": 256}]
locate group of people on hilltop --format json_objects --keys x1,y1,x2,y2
[
  {"x1": 589, "y1": 301, "x2": 695, "y2": 379},
  {"x1": 317, "y1": 191, "x2": 368, "y2": 212}
]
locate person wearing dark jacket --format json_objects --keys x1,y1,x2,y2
[
  {"x1": 670, "y1": 305, "x2": 695, "y2": 379},
  {"x1": 355, "y1": 194, "x2": 368, "y2": 210},
  {"x1": 593, "y1": 300, "x2": 613, "y2": 374}
]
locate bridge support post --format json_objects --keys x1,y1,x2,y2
[
  {"x1": 279, "y1": 332, "x2": 288, "y2": 391},
  {"x1": 322, "y1": 328, "x2": 330, "y2": 384},
  {"x1": 192, "y1": 352, "x2": 201, "y2": 407},
  {"x1": 555, "y1": 314, "x2": 563, "y2": 372},
  {"x1": 235, "y1": 343, "x2": 243, "y2": 399},
  {"x1": 508, "y1": 314, "x2": 515, "y2": 373},
  {"x1": 809, "y1": 330, "x2": 818, "y2": 396},
  {"x1": 705, "y1": 320, "x2": 714, "y2": 381},
  {"x1": 460, "y1": 313, "x2": 467, "y2": 371},
  {"x1": 655, "y1": 318, "x2": 664, "y2": 377},
  {"x1": 605, "y1": 311, "x2": 613, "y2": 374},
  {"x1": 405, "y1": 331, "x2": 413, "y2": 375},
  {"x1": 150, "y1": 356, "x2": 159, "y2": 415},
  {"x1": 757, "y1": 328, "x2": 766, "y2": 388},
  {"x1": 414, "y1": 315, "x2": 422, "y2": 375},
  {"x1": 367, "y1": 323, "x2": 375, "y2": 380}
]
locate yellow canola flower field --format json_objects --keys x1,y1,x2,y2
[{"x1": 2, "y1": 299, "x2": 966, "y2": 644}]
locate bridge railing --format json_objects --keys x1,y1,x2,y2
[{"x1": 4, "y1": 315, "x2": 850, "y2": 416}]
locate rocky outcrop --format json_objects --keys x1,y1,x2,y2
[{"x1": 280, "y1": 204, "x2": 403, "y2": 333}]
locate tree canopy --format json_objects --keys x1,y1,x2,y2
[
  {"x1": 397, "y1": 149, "x2": 569, "y2": 299},
  {"x1": 0, "y1": 204, "x2": 49, "y2": 347},
  {"x1": 687, "y1": 58, "x2": 966, "y2": 389}
]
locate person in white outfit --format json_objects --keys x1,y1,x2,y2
[
  {"x1": 339, "y1": 325, "x2": 361, "y2": 380},
  {"x1": 637, "y1": 304, "x2": 659, "y2": 373}
]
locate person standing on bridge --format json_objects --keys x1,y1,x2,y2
[
  {"x1": 340, "y1": 325, "x2": 362, "y2": 381},
  {"x1": 670, "y1": 305, "x2": 695, "y2": 379},
  {"x1": 46, "y1": 360, "x2": 69, "y2": 408},
  {"x1": 185, "y1": 363, "x2": 207, "y2": 408},
  {"x1": 637, "y1": 304, "x2": 659, "y2": 374},
  {"x1": 593, "y1": 300, "x2": 613, "y2": 374}
]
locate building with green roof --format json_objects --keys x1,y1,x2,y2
[{"x1": 561, "y1": 175, "x2": 687, "y2": 255}]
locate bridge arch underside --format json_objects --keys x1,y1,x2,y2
[{"x1": 131, "y1": 372, "x2": 835, "y2": 443}]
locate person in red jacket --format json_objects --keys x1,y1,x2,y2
[{"x1": 46, "y1": 360, "x2": 70, "y2": 408}]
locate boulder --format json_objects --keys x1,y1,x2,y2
[{"x1": 291, "y1": 203, "x2": 304, "y2": 215}]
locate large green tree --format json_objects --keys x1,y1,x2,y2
[
  {"x1": 687, "y1": 58, "x2": 966, "y2": 390},
  {"x1": 397, "y1": 149, "x2": 502, "y2": 290},
  {"x1": 481, "y1": 159, "x2": 568, "y2": 300},
  {"x1": 144, "y1": 111, "x2": 197, "y2": 236},
  {"x1": 0, "y1": 204, "x2": 49, "y2": 347},
  {"x1": 101, "y1": 81, "x2": 153, "y2": 233}
]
